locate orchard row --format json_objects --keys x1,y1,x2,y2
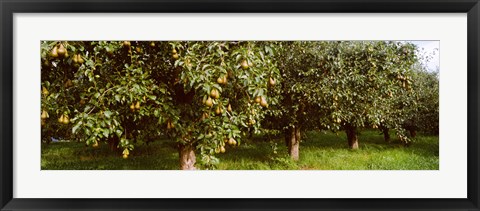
[{"x1": 41, "y1": 41, "x2": 439, "y2": 169}]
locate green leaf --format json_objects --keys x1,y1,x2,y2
[{"x1": 104, "y1": 110, "x2": 113, "y2": 118}]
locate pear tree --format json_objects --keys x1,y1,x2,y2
[
  {"x1": 318, "y1": 41, "x2": 418, "y2": 148},
  {"x1": 41, "y1": 41, "x2": 279, "y2": 170}
]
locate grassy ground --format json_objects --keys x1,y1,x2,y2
[{"x1": 41, "y1": 130, "x2": 439, "y2": 170}]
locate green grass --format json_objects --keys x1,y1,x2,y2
[{"x1": 41, "y1": 130, "x2": 439, "y2": 170}]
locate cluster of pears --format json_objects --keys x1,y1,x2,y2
[
  {"x1": 58, "y1": 114, "x2": 70, "y2": 124},
  {"x1": 72, "y1": 54, "x2": 84, "y2": 64},
  {"x1": 215, "y1": 145, "x2": 226, "y2": 154},
  {"x1": 166, "y1": 120, "x2": 175, "y2": 130},
  {"x1": 254, "y1": 96, "x2": 268, "y2": 108},
  {"x1": 215, "y1": 106, "x2": 223, "y2": 116},
  {"x1": 215, "y1": 103, "x2": 233, "y2": 115},
  {"x1": 217, "y1": 75, "x2": 228, "y2": 85},
  {"x1": 333, "y1": 117, "x2": 342, "y2": 124},
  {"x1": 396, "y1": 74, "x2": 411, "y2": 89},
  {"x1": 129, "y1": 101, "x2": 141, "y2": 111},
  {"x1": 226, "y1": 137, "x2": 237, "y2": 146},
  {"x1": 172, "y1": 48, "x2": 179, "y2": 60},
  {"x1": 50, "y1": 43, "x2": 68, "y2": 58},
  {"x1": 214, "y1": 137, "x2": 238, "y2": 154},
  {"x1": 204, "y1": 89, "x2": 220, "y2": 107}
]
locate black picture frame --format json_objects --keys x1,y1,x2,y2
[{"x1": 1, "y1": 0, "x2": 479, "y2": 210}]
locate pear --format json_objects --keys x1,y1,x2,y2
[
  {"x1": 122, "y1": 154, "x2": 128, "y2": 159},
  {"x1": 205, "y1": 97, "x2": 213, "y2": 107},
  {"x1": 130, "y1": 103, "x2": 135, "y2": 111},
  {"x1": 42, "y1": 87, "x2": 49, "y2": 96},
  {"x1": 210, "y1": 89, "x2": 219, "y2": 99},
  {"x1": 50, "y1": 46, "x2": 59, "y2": 58},
  {"x1": 77, "y1": 54, "x2": 84, "y2": 64},
  {"x1": 150, "y1": 42, "x2": 155, "y2": 47},
  {"x1": 220, "y1": 146, "x2": 226, "y2": 153},
  {"x1": 254, "y1": 96, "x2": 261, "y2": 104},
  {"x1": 172, "y1": 48, "x2": 177, "y2": 54},
  {"x1": 172, "y1": 53, "x2": 179, "y2": 60},
  {"x1": 228, "y1": 138, "x2": 236, "y2": 146},
  {"x1": 215, "y1": 106, "x2": 223, "y2": 115},
  {"x1": 217, "y1": 76, "x2": 224, "y2": 84},
  {"x1": 269, "y1": 77, "x2": 276, "y2": 86},
  {"x1": 92, "y1": 140, "x2": 99, "y2": 148},
  {"x1": 63, "y1": 115, "x2": 69, "y2": 124},
  {"x1": 123, "y1": 41, "x2": 131, "y2": 48},
  {"x1": 260, "y1": 97, "x2": 268, "y2": 108},
  {"x1": 227, "y1": 104, "x2": 232, "y2": 112},
  {"x1": 135, "y1": 101, "x2": 140, "y2": 109},
  {"x1": 57, "y1": 44, "x2": 67, "y2": 57},
  {"x1": 241, "y1": 60, "x2": 249, "y2": 69},
  {"x1": 58, "y1": 115, "x2": 64, "y2": 123},
  {"x1": 41, "y1": 110, "x2": 49, "y2": 119},
  {"x1": 73, "y1": 54, "x2": 78, "y2": 63}
]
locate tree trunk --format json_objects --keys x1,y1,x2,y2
[
  {"x1": 287, "y1": 126, "x2": 300, "y2": 161},
  {"x1": 382, "y1": 127, "x2": 390, "y2": 143},
  {"x1": 179, "y1": 144, "x2": 196, "y2": 170},
  {"x1": 346, "y1": 126, "x2": 359, "y2": 149},
  {"x1": 409, "y1": 129, "x2": 417, "y2": 138}
]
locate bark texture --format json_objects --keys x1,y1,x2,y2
[
  {"x1": 179, "y1": 144, "x2": 196, "y2": 170},
  {"x1": 286, "y1": 126, "x2": 300, "y2": 161}
]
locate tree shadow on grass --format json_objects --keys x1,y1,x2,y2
[
  {"x1": 302, "y1": 130, "x2": 438, "y2": 158},
  {"x1": 42, "y1": 140, "x2": 179, "y2": 170}
]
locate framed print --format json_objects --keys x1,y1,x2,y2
[{"x1": 1, "y1": 0, "x2": 479, "y2": 210}]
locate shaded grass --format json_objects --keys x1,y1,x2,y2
[{"x1": 41, "y1": 130, "x2": 438, "y2": 170}]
